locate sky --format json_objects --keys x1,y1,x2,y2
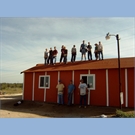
[{"x1": 0, "y1": 17, "x2": 134, "y2": 83}]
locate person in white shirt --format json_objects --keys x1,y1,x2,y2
[
  {"x1": 78, "y1": 79, "x2": 88, "y2": 108},
  {"x1": 98, "y1": 41, "x2": 103, "y2": 60}
]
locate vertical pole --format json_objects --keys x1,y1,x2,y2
[{"x1": 116, "y1": 34, "x2": 122, "y2": 110}]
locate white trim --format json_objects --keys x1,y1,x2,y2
[
  {"x1": 39, "y1": 75, "x2": 50, "y2": 89},
  {"x1": 125, "y1": 69, "x2": 128, "y2": 107},
  {"x1": 22, "y1": 73, "x2": 25, "y2": 100},
  {"x1": 106, "y1": 69, "x2": 109, "y2": 106},
  {"x1": 57, "y1": 71, "x2": 60, "y2": 103},
  {"x1": 72, "y1": 70, "x2": 74, "y2": 104},
  {"x1": 44, "y1": 72, "x2": 47, "y2": 102},
  {"x1": 88, "y1": 70, "x2": 90, "y2": 105},
  {"x1": 32, "y1": 72, "x2": 35, "y2": 101},
  {"x1": 80, "y1": 74, "x2": 95, "y2": 90}
]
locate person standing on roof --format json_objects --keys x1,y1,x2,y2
[
  {"x1": 60, "y1": 45, "x2": 65, "y2": 64},
  {"x1": 80, "y1": 40, "x2": 87, "y2": 61},
  {"x1": 53, "y1": 46, "x2": 58, "y2": 65},
  {"x1": 98, "y1": 41, "x2": 103, "y2": 60},
  {"x1": 94, "y1": 43, "x2": 99, "y2": 60},
  {"x1": 44, "y1": 48, "x2": 48, "y2": 65},
  {"x1": 71, "y1": 45, "x2": 77, "y2": 62},
  {"x1": 63, "y1": 46, "x2": 68, "y2": 64},
  {"x1": 87, "y1": 42, "x2": 92, "y2": 60},
  {"x1": 48, "y1": 47, "x2": 53, "y2": 65}
]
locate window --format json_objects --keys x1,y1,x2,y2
[
  {"x1": 80, "y1": 74, "x2": 95, "y2": 90},
  {"x1": 39, "y1": 75, "x2": 50, "y2": 89}
]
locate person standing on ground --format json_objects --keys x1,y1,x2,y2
[
  {"x1": 87, "y1": 42, "x2": 92, "y2": 60},
  {"x1": 67, "y1": 80, "x2": 75, "y2": 106},
  {"x1": 60, "y1": 45, "x2": 65, "y2": 64},
  {"x1": 56, "y1": 80, "x2": 65, "y2": 105},
  {"x1": 78, "y1": 79, "x2": 88, "y2": 108},
  {"x1": 98, "y1": 41, "x2": 103, "y2": 60},
  {"x1": 71, "y1": 45, "x2": 77, "y2": 62},
  {"x1": 63, "y1": 46, "x2": 68, "y2": 64},
  {"x1": 44, "y1": 48, "x2": 48, "y2": 65},
  {"x1": 80, "y1": 40, "x2": 87, "y2": 61},
  {"x1": 53, "y1": 46, "x2": 58, "y2": 65}
]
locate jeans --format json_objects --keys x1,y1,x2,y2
[
  {"x1": 60, "y1": 55, "x2": 64, "y2": 63},
  {"x1": 47, "y1": 56, "x2": 53, "y2": 64},
  {"x1": 98, "y1": 51, "x2": 103, "y2": 60},
  {"x1": 71, "y1": 54, "x2": 76, "y2": 62},
  {"x1": 44, "y1": 58, "x2": 48, "y2": 65},
  {"x1": 58, "y1": 94, "x2": 64, "y2": 104},
  {"x1": 53, "y1": 56, "x2": 57, "y2": 64},
  {"x1": 64, "y1": 55, "x2": 67, "y2": 64},
  {"x1": 88, "y1": 51, "x2": 92, "y2": 60},
  {"x1": 68, "y1": 93, "x2": 72, "y2": 105},
  {"x1": 80, "y1": 95, "x2": 87, "y2": 106}
]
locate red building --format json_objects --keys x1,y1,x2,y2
[{"x1": 21, "y1": 57, "x2": 135, "y2": 108}]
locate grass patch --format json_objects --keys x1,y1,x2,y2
[
  {"x1": 0, "y1": 88, "x2": 22, "y2": 94},
  {"x1": 116, "y1": 109, "x2": 135, "y2": 118}
]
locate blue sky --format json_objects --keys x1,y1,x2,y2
[{"x1": 0, "y1": 17, "x2": 134, "y2": 83}]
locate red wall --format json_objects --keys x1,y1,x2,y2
[
  {"x1": 46, "y1": 71, "x2": 58, "y2": 103},
  {"x1": 34, "y1": 72, "x2": 44, "y2": 102},
  {"x1": 127, "y1": 68, "x2": 134, "y2": 107},
  {"x1": 121, "y1": 69, "x2": 126, "y2": 107},
  {"x1": 108, "y1": 69, "x2": 119, "y2": 107},
  {"x1": 60, "y1": 71, "x2": 72, "y2": 104},
  {"x1": 23, "y1": 68, "x2": 134, "y2": 107},
  {"x1": 24, "y1": 73, "x2": 33, "y2": 101},
  {"x1": 108, "y1": 69, "x2": 124, "y2": 107},
  {"x1": 90, "y1": 69, "x2": 106, "y2": 106}
]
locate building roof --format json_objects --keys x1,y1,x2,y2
[{"x1": 21, "y1": 57, "x2": 135, "y2": 73}]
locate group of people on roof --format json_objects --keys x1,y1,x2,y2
[{"x1": 44, "y1": 40, "x2": 103, "y2": 65}]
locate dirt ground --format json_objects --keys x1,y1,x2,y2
[{"x1": 0, "y1": 94, "x2": 134, "y2": 118}]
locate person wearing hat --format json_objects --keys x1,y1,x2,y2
[
  {"x1": 56, "y1": 80, "x2": 65, "y2": 105},
  {"x1": 78, "y1": 79, "x2": 88, "y2": 108}
]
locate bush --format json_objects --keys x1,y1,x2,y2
[{"x1": 116, "y1": 109, "x2": 135, "y2": 118}]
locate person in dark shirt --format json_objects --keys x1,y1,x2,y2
[
  {"x1": 94, "y1": 43, "x2": 99, "y2": 60},
  {"x1": 60, "y1": 45, "x2": 65, "y2": 64},
  {"x1": 63, "y1": 46, "x2": 68, "y2": 64},
  {"x1": 53, "y1": 46, "x2": 58, "y2": 65},
  {"x1": 87, "y1": 42, "x2": 92, "y2": 60},
  {"x1": 48, "y1": 48, "x2": 53, "y2": 65}
]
